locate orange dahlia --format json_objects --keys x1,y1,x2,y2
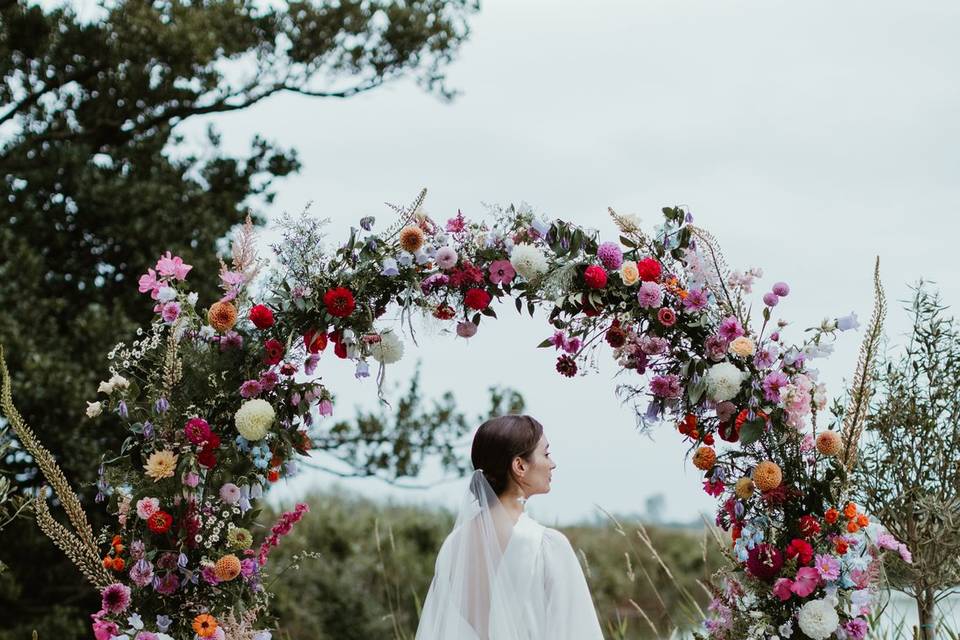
[
  {"x1": 399, "y1": 225, "x2": 425, "y2": 253},
  {"x1": 752, "y1": 461, "x2": 782, "y2": 492},
  {"x1": 208, "y1": 301, "x2": 238, "y2": 332},
  {"x1": 214, "y1": 554, "x2": 242, "y2": 581},
  {"x1": 193, "y1": 614, "x2": 218, "y2": 638},
  {"x1": 825, "y1": 507, "x2": 839, "y2": 524},
  {"x1": 815, "y1": 431, "x2": 842, "y2": 456},
  {"x1": 692, "y1": 446, "x2": 716, "y2": 470}
]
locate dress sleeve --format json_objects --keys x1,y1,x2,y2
[{"x1": 541, "y1": 528, "x2": 606, "y2": 639}]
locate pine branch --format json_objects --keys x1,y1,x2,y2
[
  {"x1": 0, "y1": 345, "x2": 100, "y2": 553},
  {"x1": 841, "y1": 258, "x2": 887, "y2": 472}
]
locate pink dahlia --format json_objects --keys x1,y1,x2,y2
[
  {"x1": 596, "y1": 241, "x2": 624, "y2": 270},
  {"x1": 100, "y1": 583, "x2": 131, "y2": 614}
]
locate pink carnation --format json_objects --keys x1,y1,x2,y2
[{"x1": 136, "y1": 497, "x2": 159, "y2": 520}]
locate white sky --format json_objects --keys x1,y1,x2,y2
[{"x1": 167, "y1": 0, "x2": 959, "y2": 524}]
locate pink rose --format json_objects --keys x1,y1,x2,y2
[{"x1": 136, "y1": 497, "x2": 159, "y2": 520}]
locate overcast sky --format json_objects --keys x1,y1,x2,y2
[{"x1": 156, "y1": 0, "x2": 960, "y2": 525}]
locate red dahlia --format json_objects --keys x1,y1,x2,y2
[
  {"x1": 147, "y1": 510, "x2": 173, "y2": 534},
  {"x1": 583, "y1": 265, "x2": 608, "y2": 289},
  {"x1": 786, "y1": 538, "x2": 814, "y2": 565},
  {"x1": 556, "y1": 355, "x2": 577, "y2": 377},
  {"x1": 323, "y1": 287, "x2": 356, "y2": 318},
  {"x1": 464, "y1": 288, "x2": 492, "y2": 310},
  {"x1": 303, "y1": 329, "x2": 328, "y2": 353},
  {"x1": 248, "y1": 304, "x2": 275, "y2": 329},
  {"x1": 637, "y1": 257, "x2": 662, "y2": 282},
  {"x1": 263, "y1": 338, "x2": 285, "y2": 365}
]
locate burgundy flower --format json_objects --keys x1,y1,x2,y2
[
  {"x1": 746, "y1": 543, "x2": 784, "y2": 581},
  {"x1": 556, "y1": 355, "x2": 577, "y2": 377}
]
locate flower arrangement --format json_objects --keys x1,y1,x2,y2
[{"x1": 0, "y1": 191, "x2": 903, "y2": 638}]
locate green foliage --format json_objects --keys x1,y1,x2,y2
[
  {"x1": 264, "y1": 491, "x2": 723, "y2": 639},
  {"x1": 852, "y1": 282, "x2": 960, "y2": 639},
  {"x1": 0, "y1": 0, "x2": 476, "y2": 633}
]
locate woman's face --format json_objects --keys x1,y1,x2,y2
[{"x1": 515, "y1": 434, "x2": 556, "y2": 497}]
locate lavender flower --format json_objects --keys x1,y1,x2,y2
[
  {"x1": 762, "y1": 292, "x2": 779, "y2": 307},
  {"x1": 381, "y1": 257, "x2": 399, "y2": 276},
  {"x1": 129, "y1": 559, "x2": 154, "y2": 587},
  {"x1": 154, "y1": 397, "x2": 169, "y2": 414},
  {"x1": 772, "y1": 281, "x2": 790, "y2": 296}
]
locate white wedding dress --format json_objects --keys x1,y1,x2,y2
[{"x1": 415, "y1": 471, "x2": 605, "y2": 640}]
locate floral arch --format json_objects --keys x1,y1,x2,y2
[{"x1": 0, "y1": 190, "x2": 906, "y2": 640}]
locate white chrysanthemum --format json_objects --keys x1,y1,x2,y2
[
  {"x1": 797, "y1": 598, "x2": 839, "y2": 640},
  {"x1": 704, "y1": 362, "x2": 748, "y2": 402},
  {"x1": 371, "y1": 330, "x2": 404, "y2": 364},
  {"x1": 234, "y1": 399, "x2": 275, "y2": 441},
  {"x1": 510, "y1": 243, "x2": 549, "y2": 281}
]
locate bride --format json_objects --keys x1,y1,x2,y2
[{"x1": 415, "y1": 414, "x2": 605, "y2": 640}]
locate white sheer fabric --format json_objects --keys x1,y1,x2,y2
[{"x1": 415, "y1": 471, "x2": 604, "y2": 640}]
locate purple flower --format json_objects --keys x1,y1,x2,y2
[
  {"x1": 844, "y1": 619, "x2": 868, "y2": 640},
  {"x1": 636, "y1": 282, "x2": 664, "y2": 309},
  {"x1": 837, "y1": 312, "x2": 860, "y2": 331},
  {"x1": 704, "y1": 335, "x2": 729, "y2": 361},
  {"x1": 240, "y1": 558, "x2": 258, "y2": 578},
  {"x1": 220, "y1": 330, "x2": 243, "y2": 351},
  {"x1": 596, "y1": 242, "x2": 624, "y2": 270},
  {"x1": 762, "y1": 292, "x2": 779, "y2": 307},
  {"x1": 753, "y1": 344, "x2": 779, "y2": 369},
  {"x1": 772, "y1": 281, "x2": 790, "y2": 297},
  {"x1": 135, "y1": 632, "x2": 159, "y2": 640},
  {"x1": 564, "y1": 337, "x2": 581, "y2": 354},
  {"x1": 259, "y1": 371, "x2": 279, "y2": 392},
  {"x1": 304, "y1": 353, "x2": 320, "y2": 376},
  {"x1": 239, "y1": 379, "x2": 262, "y2": 399},
  {"x1": 550, "y1": 331, "x2": 567, "y2": 350},
  {"x1": 682, "y1": 288, "x2": 709, "y2": 312},
  {"x1": 317, "y1": 399, "x2": 333, "y2": 416},
  {"x1": 130, "y1": 540, "x2": 145, "y2": 560},
  {"x1": 380, "y1": 257, "x2": 400, "y2": 276},
  {"x1": 650, "y1": 374, "x2": 682, "y2": 398},
  {"x1": 814, "y1": 553, "x2": 841, "y2": 581},
  {"x1": 100, "y1": 583, "x2": 131, "y2": 614},
  {"x1": 718, "y1": 316, "x2": 744, "y2": 341},
  {"x1": 200, "y1": 565, "x2": 220, "y2": 585},
  {"x1": 182, "y1": 471, "x2": 200, "y2": 487},
  {"x1": 129, "y1": 559, "x2": 154, "y2": 587},
  {"x1": 160, "y1": 301, "x2": 181, "y2": 324},
  {"x1": 762, "y1": 371, "x2": 790, "y2": 402},
  {"x1": 154, "y1": 397, "x2": 169, "y2": 414}
]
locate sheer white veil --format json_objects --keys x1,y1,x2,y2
[{"x1": 415, "y1": 469, "x2": 528, "y2": 640}]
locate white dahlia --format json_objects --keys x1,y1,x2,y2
[
  {"x1": 510, "y1": 244, "x2": 549, "y2": 281},
  {"x1": 704, "y1": 362, "x2": 748, "y2": 402},
  {"x1": 370, "y1": 330, "x2": 404, "y2": 364},
  {"x1": 797, "y1": 598, "x2": 839, "y2": 640},
  {"x1": 234, "y1": 398, "x2": 275, "y2": 441}
]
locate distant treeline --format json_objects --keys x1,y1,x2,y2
[{"x1": 265, "y1": 490, "x2": 726, "y2": 640}]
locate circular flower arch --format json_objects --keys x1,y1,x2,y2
[{"x1": 5, "y1": 190, "x2": 907, "y2": 639}]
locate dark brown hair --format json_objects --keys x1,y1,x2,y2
[{"x1": 471, "y1": 414, "x2": 544, "y2": 495}]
